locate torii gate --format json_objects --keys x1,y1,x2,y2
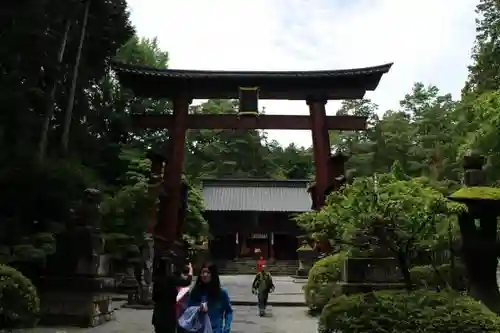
[{"x1": 112, "y1": 62, "x2": 392, "y2": 256}]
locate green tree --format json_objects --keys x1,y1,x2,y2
[
  {"x1": 296, "y1": 172, "x2": 460, "y2": 289},
  {"x1": 185, "y1": 99, "x2": 276, "y2": 179},
  {"x1": 457, "y1": 91, "x2": 500, "y2": 182},
  {"x1": 400, "y1": 83, "x2": 460, "y2": 180},
  {"x1": 464, "y1": 0, "x2": 500, "y2": 94},
  {"x1": 330, "y1": 99, "x2": 380, "y2": 177}
]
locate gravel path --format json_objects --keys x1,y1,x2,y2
[{"x1": 16, "y1": 305, "x2": 317, "y2": 333}]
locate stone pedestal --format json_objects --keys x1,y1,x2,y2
[
  {"x1": 120, "y1": 263, "x2": 139, "y2": 304},
  {"x1": 338, "y1": 257, "x2": 404, "y2": 294},
  {"x1": 39, "y1": 276, "x2": 115, "y2": 328},
  {"x1": 39, "y1": 188, "x2": 114, "y2": 328}
]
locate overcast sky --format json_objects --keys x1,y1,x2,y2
[{"x1": 126, "y1": 0, "x2": 478, "y2": 148}]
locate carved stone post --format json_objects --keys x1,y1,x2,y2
[{"x1": 138, "y1": 233, "x2": 154, "y2": 304}]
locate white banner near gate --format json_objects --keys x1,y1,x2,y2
[{"x1": 250, "y1": 233, "x2": 267, "y2": 239}]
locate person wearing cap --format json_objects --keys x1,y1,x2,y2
[{"x1": 251, "y1": 264, "x2": 275, "y2": 316}]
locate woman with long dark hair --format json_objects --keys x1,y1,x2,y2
[{"x1": 186, "y1": 262, "x2": 233, "y2": 333}]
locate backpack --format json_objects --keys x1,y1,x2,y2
[{"x1": 256, "y1": 272, "x2": 273, "y2": 292}]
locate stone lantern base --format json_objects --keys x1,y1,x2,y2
[{"x1": 39, "y1": 275, "x2": 115, "y2": 328}]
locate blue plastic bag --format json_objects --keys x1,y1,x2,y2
[{"x1": 178, "y1": 306, "x2": 213, "y2": 333}]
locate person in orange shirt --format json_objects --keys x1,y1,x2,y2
[{"x1": 257, "y1": 256, "x2": 266, "y2": 272}]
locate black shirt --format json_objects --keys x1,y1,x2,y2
[{"x1": 152, "y1": 273, "x2": 192, "y2": 326}]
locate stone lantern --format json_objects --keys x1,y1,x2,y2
[
  {"x1": 448, "y1": 152, "x2": 500, "y2": 314},
  {"x1": 296, "y1": 239, "x2": 316, "y2": 277}
]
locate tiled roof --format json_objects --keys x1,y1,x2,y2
[
  {"x1": 112, "y1": 62, "x2": 393, "y2": 80},
  {"x1": 111, "y1": 62, "x2": 393, "y2": 100},
  {"x1": 201, "y1": 179, "x2": 312, "y2": 212}
]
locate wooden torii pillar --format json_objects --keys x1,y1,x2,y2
[
  {"x1": 157, "y1": 94, "x2": 190, "y2": 240},
  {"x1": 307, "y1": 96, "x2": 331, "y2": 209}
]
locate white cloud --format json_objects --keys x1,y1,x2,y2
[{"x1": 126, "y1": 0, "x2": 478, "y2": 148}]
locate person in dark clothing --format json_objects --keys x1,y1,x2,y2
[
  {"x1": 251, "y1": 264, "x2": 274, "y2": 316},
  {"x1": 152, "y1": 261, "x2": 193, "y2": 333}
]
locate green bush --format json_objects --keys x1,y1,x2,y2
[
  {"x1": 320, "y1": 289, "x2": 500, "y2": 333},
  {"x1": 303, "y1": 252, "x2": 347, "y2": 314},
  {"x1": 411, "y1": 263, "x2": 467, "y2": 291},
  {"x1": 0, "y1": 264, "x2": 39, "y2": 330}
]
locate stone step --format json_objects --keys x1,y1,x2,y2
[
  {"x1": 218, "y1": 260, "x2": 299, "y2": 276},
  {"x1": 221, "y1": 270, "x2": 298, "y2": 274},
  {"x1": 224, "y1": 265, "x2": 298, "y2": 270}
]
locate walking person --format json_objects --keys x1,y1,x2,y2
[
  {"x1": 251, "y1": 264, "x2": 275, "y2": 316},
  {"x1": 257, "y1": 256, "x2": 266, "y2": 273},
  {"x1": 186, "y1": 262, "x2": 233, "y2": 333},
  {"x1": 152, "y1": 260, "x2": 193, "y2": 333}
]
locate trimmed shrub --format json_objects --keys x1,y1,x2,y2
[
  {"x1": 303, "y1": 252, "x2": 347, "y2": 314},
  {"x1": 0, "y1": 264, "x2": 39, "y2": 330},
  {"x1": 320, "y1": 289, "x2": 500, "y2": 333},
  {"x1": 411, "y1": 263, "x2": 467, "y2": 291}
]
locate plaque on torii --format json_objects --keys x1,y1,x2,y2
[
  {"x1": 238, "y1": 86, "x2": 259, "y2": 116},
  {"x1": 112, "y1": 62, "x2": 392, "y2": 248}
]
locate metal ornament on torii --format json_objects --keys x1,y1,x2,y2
[{"x1": 113, "y1": 63, "x2": 392, "y2": 250}]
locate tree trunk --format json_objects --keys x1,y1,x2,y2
[
  {"x1": 37, "y1": 19, "x2": 71, "y2": 163},
  {"x1": 60, "y1": 0, "x2": 90, "y2": 155},
  {"x1": 396, "y1": 249, "x2": 413, "y2": 291}
]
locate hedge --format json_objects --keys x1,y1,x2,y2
[
  {"x1": 320, "y1": 289, "x2": 500, "y2": 333},
  {"x1": 411, "y1": 263, "x2": 467, "y2": 291},
  {"x1": 303, "y1": 252, "x2": 347, "y2": 313},
  {"x1": 0, "y1": 264, "x2": 40, "y2": 330}
]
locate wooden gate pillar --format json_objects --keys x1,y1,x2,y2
[
  {"x1": 155, "y1": 94, "x2": 191, "y2": 242},
  {"x1": 307, "y1": 97, "x2": 331, "y2": 209}
]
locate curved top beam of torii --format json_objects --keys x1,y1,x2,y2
[{"x1": 111, "y1": 62, "x2": 393, "y2": 100}]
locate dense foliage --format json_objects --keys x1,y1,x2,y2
[
  {"x1": 296, "y1": 171, "x2": 463, "y2": 288},
  {"x1": 319, "y1": 290, "x2": 500, "y2": 333},
  {"x1": 410, "y1": 263, "x2": 467, "y2": 291},
  {"x1": 0, "y1": 265, "x2": 40, "y2": 330},
  {"x1": 303, "y1": 252, "x2": 347, "y2": 313}
]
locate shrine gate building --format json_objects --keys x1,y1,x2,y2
[{"x1": 201, "y1": 179, "x2": 310, "y2": 261}]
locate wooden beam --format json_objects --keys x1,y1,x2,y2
[{"x1": 130, "y1": 114, "x2": 367, "y2": 131}]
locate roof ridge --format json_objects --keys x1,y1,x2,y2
[{"x1": 111, "y1": 61, "x2": 393, "y2": 77}]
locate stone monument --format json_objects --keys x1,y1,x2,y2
[
  {"x1": 296, "y1": 239, "x2": 317, "y2": 277},
  {"x1": 138, "y1": 233, "x2": 154, "y2": 304},
  {"x1": 40, "y1": 188, "x2": 115, "y2": 327}
]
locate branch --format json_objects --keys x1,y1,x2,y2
[{"x1": 405, "y1": 217, "x2": 431, "y2": 255}]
